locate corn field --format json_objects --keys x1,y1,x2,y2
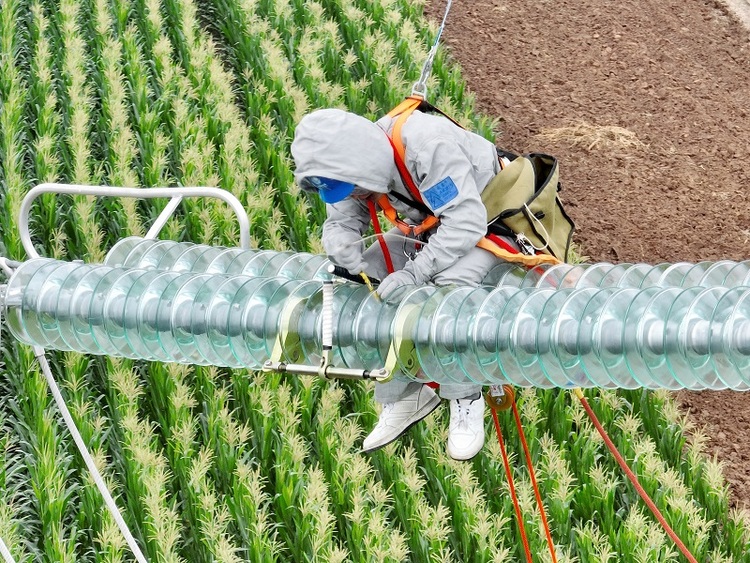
[{"x1": 0, "y1": 0, "x2": 749, "y2": 561}]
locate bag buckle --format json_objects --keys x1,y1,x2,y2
[{"x1": 515, "y1": 233, "x2": 536, "y2": 255}]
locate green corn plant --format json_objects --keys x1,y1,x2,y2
[
  {"x1": 2, "y1": 345, "x2": 81, "y2": 561},
  {"x1": 410, "y1": 410, "x2": 515, "y2": 561},
  {"x1": 198, "y1": 0, "x2": 315, "y2": 250},
  {"x1": 56, "y1": 0, "x2": 108, "y2": 263},
  {"x1": 349, "y1": 481, "x2": 411, "y2": 563},
  {"x1": 298, "y1": 466, "x2": 349, "y2": 562},
  {"x1": 184, "y1": 445, "x2": 245, "y2": 563},
  {"x1": 118, "y1": 17, "x2": 174, "y2": 189},
  {"x1": 160, "y1": 0, "x2": 254, "y2": 245},
  {"x1": 93, "y1": 509, "x2": 126, "y2": 563},
  {"x1": 511, "y1": 473, "x2": 553, "y2": 560},
  {"x1": 61, "y1": 352, "x2": 117, "y2": 554},
  {"x1": 473, "y1": 418, "x2": 529, "y2": 554},
  {"x1": 313, "y1": 381, "x2": 409, "y2": 561},
  {"x1": 231, "y1": 459, "x2": 284, "y2": 562},
  {"x1": 271, "y1": 382, "x2": 348, "y2": 561},
  {"x1": 192, "y1": 367, "x2": 251, "y2": 490},
  {"x1": 725, "y1": 508, "x2": 750, "y2": 561},
  {"x1": 28, "y1": 2, "x2": 65, "y2": 257},
  {"x1": 0, "y1": 421, "x2": 35, "y2": 563},
  {"x1": 580, "y1": 464, "x2": 619, "y2": 540},
  {"x1": 232, "y1": 371, "x2": 280, "y2": 465},
  {"x1": 573, "y1": 520, "x2": 615, "y2": 563},
  {"x1": 191, "y1": 367, "x2": 286, "y2": 560},
  {"x1": 89, "y1": 0, "x2": 143, "y2": 240},
  {"x1": 567, "y1": 409, "x2": 601, "y2": 484},
  {"x1": 195, "y1": 368, "x2": 280, "y2": 556},
  {"x1": 105, "y1": 358, "x2": 187, "y2": 563},
  {"x1": 0, "y1": 0, "x2": 30, "y2": 260},
  {"x1": 537, "y1": 433, "x2": 576, "y2": 541},
  {"x1": 292, "y1": 8, "x2": 348, "y2": 109},
  {"x1": 650, "y1": 391, "x2": 690, "y2": 468},
  {"x1": 538, "y1": 388, "x2": 573, "y2": 447},
  {"x1": 138, "y1": 362, "x2": 236, "y2": 563},
  {"x1": 615, "y1": 505, "x2": 679, "y2": 562},
  {"x1": 450, "y1": 460, "x2": 512, "y2": 562},
  {"x1": 358, "y1": 399, "x2": 456, "y2": 563},
  {"x1": 637, "y1": 391, "x2": 739, "y2": 557},
  {"x1": 295, "y1": 375, "x2": 323, "y2": 437}
]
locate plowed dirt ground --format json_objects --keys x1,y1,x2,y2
[{"x1": 424, "y1": 0, "x2": 750, "y2": 507}]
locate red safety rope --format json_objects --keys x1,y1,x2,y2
[
  {"x1": 367, "y1": 199, "x2": 395, "y2": 275},
  {"x1": 573, "y1": 389, "x2": 699, "y2": 563},
  {"x1": 511, "y1": 401, "x2": 558, "y2": 563},
  {"x1": 491, "y1": 408, "x2": 533, "y2": 563}
]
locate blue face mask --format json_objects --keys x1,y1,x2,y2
[{"x1": 300, "y1": 176, "x2": 356, "y2": 203}]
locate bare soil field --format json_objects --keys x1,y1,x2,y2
[{"x1": 424, "y1": 0, "x2": 750, "y2": 506}]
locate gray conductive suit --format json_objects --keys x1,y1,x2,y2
[{"x1": 292, "y1": 107, "x2": 513, "y2": 404}]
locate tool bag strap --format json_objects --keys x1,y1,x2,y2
[{"x1": 478, "y1": 236, "x2": 561, "y2": 266}]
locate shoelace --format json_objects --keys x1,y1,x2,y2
[
  {"x1": 376, "y1": 403, "x2": 395, "y2": 427},
  {"x1": 453, "y1": 399, "x2": 473, "y2": 429}
]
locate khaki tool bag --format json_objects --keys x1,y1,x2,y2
[{"x1": 482, "y1": 152, "x2": 575, "y2": 262}]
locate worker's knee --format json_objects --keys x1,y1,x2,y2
[{"x1": 432, "y1": 247, "x2": 500, "y2": 287}]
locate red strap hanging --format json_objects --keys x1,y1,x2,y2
[{"x1": 367, "y1": 199, "x2": 395, "y2": 275}]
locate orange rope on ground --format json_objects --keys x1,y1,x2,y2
[
  {"x1": 511, "y1": 401, "x2": 558, "y2": 563},
  {"x1": 491, "y1": 408, "x2": 533, "y2": 563},
  {"x1": 573, "y1": 389, "x2": 699, "y2": 563}
]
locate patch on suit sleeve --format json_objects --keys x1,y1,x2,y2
[{"x1": 423, "y1": 176, "x2": 458, "y2": 209}]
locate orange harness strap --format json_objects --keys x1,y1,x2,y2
[{"x1": 376, "y1": 195, "x2": 439, "y2": 237}]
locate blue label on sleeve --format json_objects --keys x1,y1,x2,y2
[{"x1": 423, "y1": 176, "x2": 458, "y2": 209}]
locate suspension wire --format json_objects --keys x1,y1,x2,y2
[
  {"x1": 412, "y1": 0, "x2": 453, "y2": 98},
  {"x1": 0, "y1": 258, "x2": 19, "y2": 279},
  {"x1": 32, "y1": 346, "x2": 149, "y2": 563},
  {"x1": 573, "y1": 388, "x2": 699, "y2": 563},
  {"x1": 0, "y1": 537, "x2": 16, "y2": 563}
]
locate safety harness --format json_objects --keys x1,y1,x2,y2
[{"x1": 376, "y1": 95, "x2": 560, "y2": 268}]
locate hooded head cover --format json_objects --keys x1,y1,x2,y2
[{"x1": 291, "y1": 109, "x2": 394, "y2": 201}]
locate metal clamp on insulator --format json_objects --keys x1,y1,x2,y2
[
  {"x1": 266, "y1": 294, "x2": 307, "y2": 366},
  {"x1": 383, "y1": 303, "x2": 420, "y2": 380},
  {"x1": 262, "y1": 278, "x2": 392, "y2": 382}
]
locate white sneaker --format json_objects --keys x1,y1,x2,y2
[
  {"x1": 447, "y1": 396, "x2": 485, "y2": 460},
  {"x1": 362, "y1": 385, "x2": 441, "y2": 453}
]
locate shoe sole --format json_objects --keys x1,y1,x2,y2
[
  {"x1": 447, "y1": 441, "x2": 484, "y2": 461},
  {"x1": 361, "y1": 395, "x2": 442, "y2": 454}
]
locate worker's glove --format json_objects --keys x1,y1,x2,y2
[
  {"x1": 377, "y1": 263, "x2": 426, "y2": 301},
  {"x1": 329, "y1": 241, "x2": 367, "y2": 275}
]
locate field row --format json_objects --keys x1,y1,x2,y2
[{"x1": 0, "y1": 0, "x2": 748, "y2": 561}]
